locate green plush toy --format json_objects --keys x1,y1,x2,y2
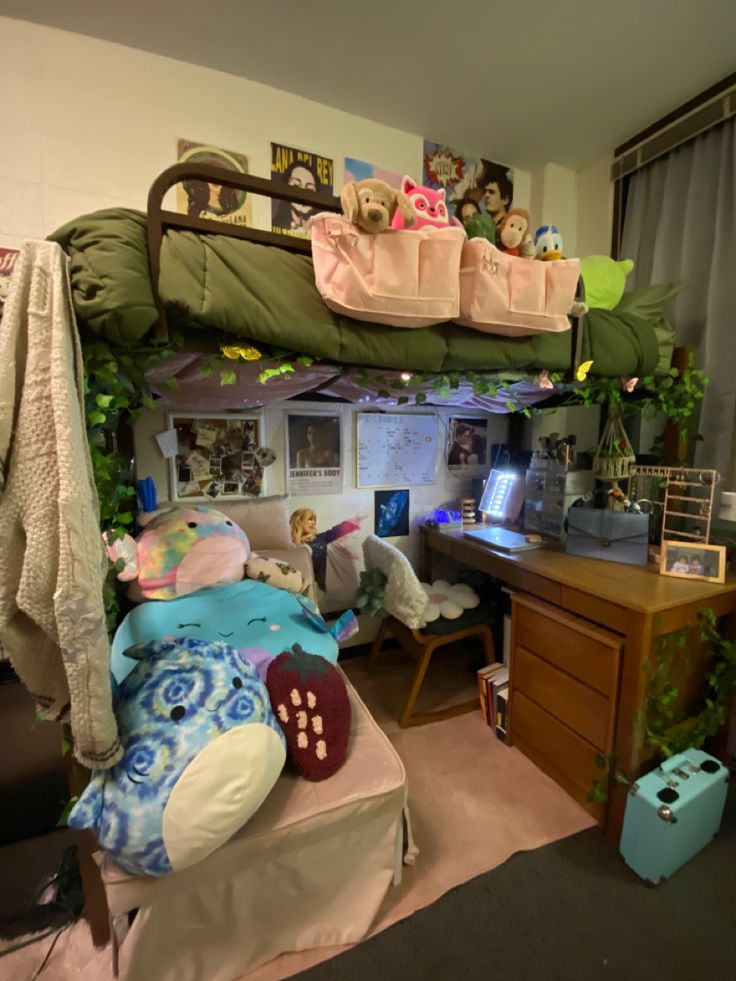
[
  {"x1": 464, "y1": 213, "x2": 497, "y2": 246},
  {"x1": 580, "y1": 256, "x2": 634, "y2": 310}
]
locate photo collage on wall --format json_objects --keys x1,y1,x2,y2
[
  {"x1": 423, "y1": 140, "x2": 514, "y2": 231},
  {"x1": 169, "y1": 413, "x2": 264, "y2": 501},
  {"x1": 271, "y1": 142, "x2": 334, "y2": 238},
  {"x1": 176, "y1": 139, "x2": 252, "y2": 226}
]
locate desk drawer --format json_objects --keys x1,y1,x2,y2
[
  {"x1": 514, "y1": 595, "x2": 621, "y2": 697},
  {"x1": 511, "y1": 693, "x2": 605, "y2": 825},
  {"x1": 514, "y1": 646, "x2": 610, "y2": 750}
]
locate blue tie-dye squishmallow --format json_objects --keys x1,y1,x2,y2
[{"x1": 68, "y1": 637, "x2": 286, "y2": 877}]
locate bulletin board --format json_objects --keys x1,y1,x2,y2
[{"x1": 356, "y1": 413, "x2": 438, "y2": 488}]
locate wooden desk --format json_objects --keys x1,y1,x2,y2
[{"x1": 420, "y1": 525, "x2": 736, "y2": 841}]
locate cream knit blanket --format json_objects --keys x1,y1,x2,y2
[{"x1": 0, "y1": 241, "x2": 121, "y2": 769}]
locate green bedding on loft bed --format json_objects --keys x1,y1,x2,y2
[{"x1": 49, "y1": 208, "x2": 675, "y2": 378}]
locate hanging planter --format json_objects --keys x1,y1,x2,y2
[{"x1": 594, "y1": 402, "x2": 636, "y2": 481}]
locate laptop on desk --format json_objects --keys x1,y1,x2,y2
[{"x1": 463, "y1": 526, "x2": 544, "y2": 553}]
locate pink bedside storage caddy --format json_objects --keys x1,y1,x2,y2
[
  {"x1": 310, "y1": 213, "x2": 466, "y2": 328},
  {"x1": 455, "y1": 239, "x2": 581, "y2": 337}
]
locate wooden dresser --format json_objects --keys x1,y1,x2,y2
[
  {"x1": 509, "y1": 594, "x2": 623, "y2": 825},
  {"x1": 419, "y1": 524, "x2": 736, "y2": 841}
]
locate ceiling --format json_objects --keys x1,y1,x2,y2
[{"x1": 3, "y1": 0, "x2": 735, "y2": 170}]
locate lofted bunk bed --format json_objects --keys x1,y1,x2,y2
[{"x1": 48, "y1": 163, "x2": 676, "y2": 408}]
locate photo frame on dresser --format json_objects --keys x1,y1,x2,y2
[
  {"x1": 167, "y1": 411, "x2": 265, "y2": 501},
  {"x1": 659, "y1": 540, "x2": 726, "y2": 584}
]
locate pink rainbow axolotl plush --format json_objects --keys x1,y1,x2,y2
[
  {"x1": 104, "y1": 505, "x2": 305, "y2": 601},
  {"x1": 390, "y1": 176, "x2": 450, "y2": 231}
]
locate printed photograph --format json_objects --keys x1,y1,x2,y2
[
  {"x1": 343, "y1": 157, "x2": 403, "y2": 190},
  {"x1": 176, "y1": 139, "x2": 252, "y2": 226},
  {"x1": 169, "y1": 413, "x2": 264, "y2": 501},
  {"x1": 447, "y1": 417, "x2": 489, "y2": 473},
  {"x1": 423, "y1": 141, "x2": 513, "y2": 229},
  {"x1": 271, "y1": 142, "x2": 334, "y2": 238},
  {"x1": 660, "y1": 541, "x2": 726, "y2": 583},
  {"x1": 374, "y1": 489, "x2": 410, "y2": 538}
]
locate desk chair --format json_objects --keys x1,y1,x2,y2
[{"x1": 363, "y1": 536, "x2": 495, "y2": 728}]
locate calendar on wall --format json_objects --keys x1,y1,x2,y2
[{"x1": 356, "y1": 413, "x2": 438, "y2": 488}]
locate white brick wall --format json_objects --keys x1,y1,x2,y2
[{"x1": 0, "y1": 17, "x2": 540, "y2": 248}]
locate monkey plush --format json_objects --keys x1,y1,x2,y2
[
  {"x1": 340, "y1": 178, "x2": 416, "y2": 234},
  {"x1": 497, "y1": 208, "x2": 531, "y2": 257}
]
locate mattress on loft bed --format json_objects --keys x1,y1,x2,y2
[{"x1": 48, "y1": 208, "x2": 674, "y2": 377}]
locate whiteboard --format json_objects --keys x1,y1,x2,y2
[{"x1": 356, "y1": 413, "x2": 438, "y2": 488}]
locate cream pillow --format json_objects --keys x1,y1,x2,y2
[{"x1": 215, "y1": 496, "x2": 292, "y2": 551}]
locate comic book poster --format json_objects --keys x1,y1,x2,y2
[
  {"x1": 176, "y1": 139, "x2": 252, "y2": 227},
  {"x1": 271, "y1": 142, "x2": 333, "y2": 238},
  {"x1": 446, "y1": 416, "x2": 490, "y2": 477},
  {"x1": 0, "y1": 247, "x2": 20, "y2": 315},
  {"x1": 168, "y1": 412, "x2": 264, "y2": 501},
  {"x1": 343, "y1": 157, "x2": 403, "y2": 190},
  {"x1": 423, "y1": 140, "x2": 514, "y2": 229}
]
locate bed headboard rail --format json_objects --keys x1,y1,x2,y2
[{"x1": 147, "y1": 163, "x2": 341, "y2": 341}]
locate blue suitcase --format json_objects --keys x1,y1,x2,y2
[{"x1": 619, "y1": 749, "x2": 729, "y2": 884}]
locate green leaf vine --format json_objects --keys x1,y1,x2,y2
[
  {"x1": 589, "y1": 606, "x2": 735, "y2": 804},
  {"x1": 643, "y1": 607, "x2": 736, "y2": 759},
  {"x1": 82, "y1": 331, "x2": 184, "y2": 632}
]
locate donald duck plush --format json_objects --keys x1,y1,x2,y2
[{"x1": 534, "y1": 225, "x2": 564, "y2": 261}]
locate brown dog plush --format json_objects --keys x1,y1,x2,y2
[{"x1": 340, "y1": 178, "x2": 416, "y2": 234}]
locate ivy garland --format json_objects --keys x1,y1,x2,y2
[
  {"x1": 588, "y1": 606, "x2": 736, "y2": 804},
  {"x1": 644, "y1": 607, "x2": 736, "y2": 758}
]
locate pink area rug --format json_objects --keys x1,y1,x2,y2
[{"x1": 3, "y1": 652, "x2": 595, "y2": 981}]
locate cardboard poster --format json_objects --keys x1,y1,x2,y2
[
  {"x1": 176, "y1": 139, "x2": 252, "y2": 227},
  {"x1": 289, "y1": 502, "x2": 368, "y2": 612},
  {"x1": 271, "y1": 142, "x2": 333, "y2": 238},
  {"x1": 422, "y1": 140, "x2": 514, "y2": 229}
]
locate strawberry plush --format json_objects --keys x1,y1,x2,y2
[{"x1": 266, "y1": 645, "x2": 351, "y2": 781}]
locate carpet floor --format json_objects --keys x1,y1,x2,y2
[
  {"x1": 1, "y1": 649, "x2": 601, "y2": 980},
  {"x1": 294, "y1": 784, "x2": 736, "y2": 981}
]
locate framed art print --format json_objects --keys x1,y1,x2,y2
[{"x1": 168, "y1": 412, "x2": 265, "y2": 502}]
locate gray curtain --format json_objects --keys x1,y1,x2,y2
[{"x1": 621, "y1": 118, "x2": 736, "y2": 487}]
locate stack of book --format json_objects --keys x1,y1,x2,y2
[{"x1": 477, "y1": 664, "x2": 509, "y2": 741}]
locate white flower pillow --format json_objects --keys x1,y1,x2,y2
[{"x1": 420, "y1": 580, "x2": 480, "y2": 622}]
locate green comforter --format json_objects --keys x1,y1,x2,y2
[{"x1": 49, "y1": 209, "x2": 672, "y2": 377}]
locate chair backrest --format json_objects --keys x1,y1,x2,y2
[{"x1": 362, "y1": 535, "x2": 427, "y2": 630}]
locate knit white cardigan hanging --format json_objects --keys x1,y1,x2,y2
[{"x1": 0, "y1": 241, "x2": 121, "y2": 769}]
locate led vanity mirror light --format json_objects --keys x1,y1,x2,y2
[{"x1": 478, "y1": 470, "x2": 521, "y2": 522}]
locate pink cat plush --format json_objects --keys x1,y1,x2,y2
[{"x1": 391, "y1": 176, "x2": 449, "y2": 231}]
